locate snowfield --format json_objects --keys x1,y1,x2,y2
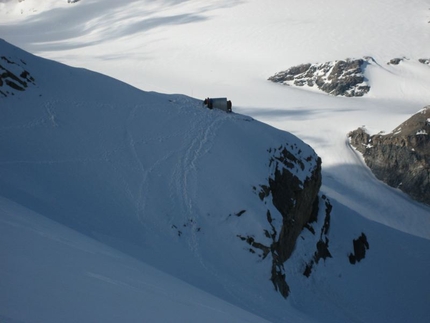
[{"x1": 1, "y1": 0, "x2": 430, "y2": 322}]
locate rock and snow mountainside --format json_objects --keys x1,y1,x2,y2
[
  {"x1": 268, "y1": 58, "x2": 371, "y2": 96},
  {"x1": 349, "y1": 107, "x2": 430, "y2": 205},
  {"x1": 0, "y1": 54, "x2": 36, "y2": 97},
  {"x1": 0, "y1": 39, "x2": 322, "y2": 315},
  {"x1": 2, "y1": 0, "x2": 430, "y2": 321},
  {"x1": 268, "y1": 57, "x2": 430, "y2": 97}
]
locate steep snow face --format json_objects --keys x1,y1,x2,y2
[
  {"x1": 0, "y1": 196, "x2": 272, "y2": 323},
  {"x1": 0, "y1": 40, "x2": 322, "y2": 321}
]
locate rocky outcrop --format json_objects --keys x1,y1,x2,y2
[
  {"x1": 349, "y1": 233, "x2": 369, "y2": 264},
  {"x1": 388, "y1": 57, "x2": 430, "y2": 66},
  {"x1": 387, "y1": 57, "x2": 404, "y2": 65},
  {"x1": 0, "y1": 55, "x2": 35, "y2": 97},
  {"x1": 419, "y1": 58, "x2": 430, "y2": 66},
  {"x1": 268, "y1": 58, "x2": 370, "y2": 97},
  {"x1": 349, "y1": 107, "x2": 430, "y2": 205},
  {"x1": 303, "y1": 196, "x2": 332, "y2": 277},
  {"x1": 245, "y1": 144, "x2": 322, "y2": 298}
]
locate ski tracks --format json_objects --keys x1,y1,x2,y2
[
  {"x1": 125, "y1": 105, "x2": 172, "y2": 227},
  {"x1": 125, "y1": 103, "x2": 231, "y2": 262},
  {"x1": 171, "y1": 110, "x2": 228, "y2": 258},
  {"x1": 125, "y1": 104, "x2": 183, "y2": 227},
  {"x1": 124, "y1": 105, "x2": 147, "y2": 224}
]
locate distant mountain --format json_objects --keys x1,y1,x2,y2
[
  {"x1": 349, "y1": 107, "x2": 430, "y2": 205},
  {"x1": 268, "y1": 58, "x2": 370, "y2": 96},
  {"x1": 268, "y1": 57, "x2": 430, "y2": 97}
]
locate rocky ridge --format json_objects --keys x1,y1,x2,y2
[
  {"x1": 268, "y1": 58, "x2": 370, "y2": 97},
  {"x1": 349, "y1": 107, "x2": 430, "y2": 205}
]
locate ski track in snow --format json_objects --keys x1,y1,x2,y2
[
  {"x1": 171, "y1": 107, "x2": 229, "y2": 258},
  {"x1": 185, "y1": 114, "x2": 226, "y2": 256},
  {"x1": 126, "y1": 105, "x2": 148, "y2": 224},
  {"x1": 171, "y1": 109, "x2": 263, "y2": 313},
  {"x1": 125, "y1": 104, "x2": 178, "y2": 226}
]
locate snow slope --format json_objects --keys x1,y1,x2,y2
[
  {"x1": 1, "y1": 0, "x2": 430, "y2": 322},
  {"x1": 1, "y1": 39, "x2": 321, "y2": 322},
  {"x1": 0, "y1": 196, "x2": 271, "y2": 323},
  {"x1": 1, "y1": 1, "x2": 429, "y2": 237}
]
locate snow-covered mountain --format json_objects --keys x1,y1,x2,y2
[
  {"x1": 1, "y1": 0, "x2": 430, "y2": 322},
  {"x1": 268, "y1": 58, "x2": 371, "y2": 97},
  {"x1": 0, "y1": 39, "x2": 322, "y2": 322}
]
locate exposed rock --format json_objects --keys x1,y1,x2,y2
[
  {"x1": 303, "y1": 196, "x2": 332, "y2": 277},
  {"x1": 387, "y1": 58, "x2": 403, "y2": 65},
  {"x1": 0, "y1": 56, "x2": 35, "y2": 97},
  {"x1": 241, "y1": 144, "x2": 322, "y2": 298},
  {"x1": 419, "y1": 58, "x2": 430, "y2": 65},
  {"x1": 268, "y1": 150, "x2": 322, "y2": 265},
  {"x1": 268, "y1": 58, "x2": 370, "y2": 97},
  {"x1": 266, "y1": 145, "x2": 322, "y2": 297},
  {"x1": 237, "y1": 233, "x2": 271, "y2": 259},
  {"x1": 388, "y1": 57, "x2": 430, "y2": 66},
  {"x1": 234, "y1": 210, "x2": 246, "y2": 217},
  {"x1": 348, "y1": 107, "x2": 430, "y2": 205},
  {"x1": 348, "y1": 233, "x2": 369, "y2": 264},
  {"x1": 348, "y1": 127, "x2": 371, "y2": 154},
  {"x1": 171, "y1": 218, "x2": 201, "y2": 237}
]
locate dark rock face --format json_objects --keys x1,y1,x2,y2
[
  {"x1": 263, "y1": 145, "x2": 322, "y2": 297},
  {"x1": 349, "y1": 107, "x2": 430, "y2": 205},
  {"x1": 389, "y1": 57, "x2": 430, "y2": 66},
  {"x1": 303, "y1": 196, "x2": 332, "y2": 277},
  {"x1": 419, "y1": 58, "x2": 430, "y2": 65},
  {"x1": 268, "y1": 58, "x2": 370, "y2": 97},
  {"x1": 348, "y1": 127, "x2": 371, "y2": 154},
  {"x1": 388, "y1": 58, "x2": 403, "y2": 65},
  {"x1": 349, "y1": 233, "x2": 369, "y2": 264},
  {"x1": 0, "y1": 56, "x2": 35, "y2": 97},
  {"x1": 241, "y1": 144, "x2": 322, "y2": 298}
]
